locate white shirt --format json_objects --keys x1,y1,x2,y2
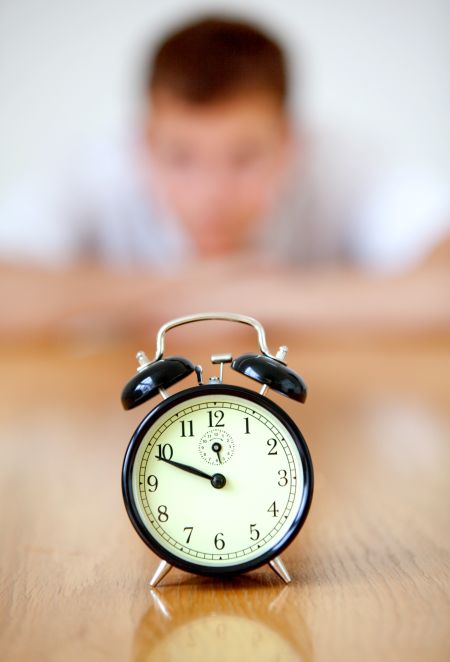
[{"x1": 0, "y1": 130, "x2": 448, "y2": 272}]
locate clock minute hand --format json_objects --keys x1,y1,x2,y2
[
  {"x1": 158, "y1": 457, "x2": 211, "y2": 480},
  {"x1": 157, "y1": 457, "x2": 227, "y2": 489}
]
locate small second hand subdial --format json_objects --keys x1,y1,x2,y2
[{"x1": 199, "y1": 429, "x2": 235, "y2": 465}]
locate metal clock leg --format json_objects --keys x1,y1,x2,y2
[
  {"x1": 269, "y1": 556, "x2": 292, "y2": 584},
  {"x1": 149, "y1": 559, "x2": 173, "y2": 587}
]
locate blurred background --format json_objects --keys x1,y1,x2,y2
[
  {"x1": 0, "y1": 0, "x2": 449, "y2": 341},
  {"x1": 1, "y1": 0, "x2": 449, "y2": 192}
]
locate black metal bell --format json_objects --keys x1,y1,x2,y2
[
  {"x1": 121, "y1": 356, "x2": 195, "y2": 410},
  {"x1": 232, "y1": 353, "x2": 307, "y2": 403}
]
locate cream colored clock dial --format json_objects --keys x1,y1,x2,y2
[{"x1": 131, "y1": 392, "x2": 304, "y2": 568}]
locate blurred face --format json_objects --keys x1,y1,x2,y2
[{"x1": 144, "y1": 90, "x2": 292, "y2": 256}]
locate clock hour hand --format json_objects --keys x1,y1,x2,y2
[{"x1": 157, "y1": 457, "x2": 226, "y2": 489}]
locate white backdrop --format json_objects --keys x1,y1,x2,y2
[{"x1": 0, "y1": 0, "x2": 449, "y2": 200}]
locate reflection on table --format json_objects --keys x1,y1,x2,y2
[{"x1": 135, "y1": 581, "x2": 312, "y2": 662}]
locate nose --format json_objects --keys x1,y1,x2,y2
[{"x1": 193, "y1": 162, "x2": 237, "y2": 209}]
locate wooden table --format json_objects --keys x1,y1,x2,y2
[{"x1": 1, "y1": 329, "x2": 449, "y2": 662}]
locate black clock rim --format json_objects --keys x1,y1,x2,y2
[{"x1": 122, "y1": 383, "x2": 314, "y2": 578}]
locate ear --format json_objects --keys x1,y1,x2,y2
[{"x1": 275, "y1": 114, "x2": 298, "y2": 174}]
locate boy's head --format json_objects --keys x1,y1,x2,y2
[{"x1": 143, "y1": 17, "x2": 293, "y2": 256}]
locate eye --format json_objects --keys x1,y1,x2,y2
[{"x1": 163, "y1": 148, "x2": 195, "y2": 169}]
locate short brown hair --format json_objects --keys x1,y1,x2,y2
[{"x1": 147, "y1": 16, "x2": 288, "y2": 106}]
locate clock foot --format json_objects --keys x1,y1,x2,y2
[
  {"x1": 149, "y1": 560, "x2": 173, "y2": 587},
  {"x1": 269, "y1": 556, "x2": 292, "y2": 584}
]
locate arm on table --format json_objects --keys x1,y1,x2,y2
[
  {"x1": 0, "y1": 263, "x2": 165, "y2": 340},
  {"x1": 1, "y1": 237, "x2": 449, "y2": 340},
  {"x1": 230, "y1": 238, "x2": 450, "y2": 335}
]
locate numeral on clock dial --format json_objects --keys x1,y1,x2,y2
[
  {"x1": 156, "y1": 444, "x2": 173, "y2": 461},
  {"x1": 277, "y1": 469, "x2": 288, "y2": 486},
  {"x1": 208, "y1": 410, "x2": 225, "y2": 427},
  {"x1": 180, "y1": 420, "x2": 194, "y2": 437},
  {"x1": 147, "y1": 474, "x2": 158, "y2": 492},
  {"x1": 250, "y1": 523, "x2": 260, "y2": 540},
  {"x1": 267, "y1": 438, "x2": 278, "y2": 455},
  {"x1": 183, "y1": 526, "x2": 193, "y2": 543},
  {"x1": 157, "y1": 505, "x2": 169, "y2": 522},
  {"x1": 267, "y1": 501, "x2": 279, "y2": 517},
  {"x1": 214, "y1": 532, "x2": 225, "y2": 550}
]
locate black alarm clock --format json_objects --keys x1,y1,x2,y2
[{"x1": 121, "y1": 313, "x2": 313, "y2": 587}]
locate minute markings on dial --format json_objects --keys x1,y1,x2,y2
[{"x1": 137, "y1": 400, "x2": 299, "y2": 560}]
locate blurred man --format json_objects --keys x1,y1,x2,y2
[{"x1": 0, "y1": 16, "x2": 449, "y2": 338}]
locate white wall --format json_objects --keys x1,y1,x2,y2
[{"x1": 0, "y1": 0, "x2": 449, "y2": 199}]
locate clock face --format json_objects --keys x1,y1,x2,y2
[{"x1": 123, "y1": 385, "x2": 313, "y2": 575}]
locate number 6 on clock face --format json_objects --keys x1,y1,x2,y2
[{"x1": 122, "y1": 384, "x2": 313, "y2": 578}]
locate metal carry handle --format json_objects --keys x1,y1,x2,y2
[{"x1": 150, "y1": 312, "x2": 278, "y2": 362}]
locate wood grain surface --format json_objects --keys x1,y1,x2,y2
[{"x1": 0, "y1": 327, "x2": 449, "y2": 662}]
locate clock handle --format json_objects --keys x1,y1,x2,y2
[{"x1": 150, "y1": 312, "x2": 280, "y2": 363}]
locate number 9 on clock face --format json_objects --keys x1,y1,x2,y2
[{"x1": 122, "y1": 384, "x2": 313, "y2": 576}]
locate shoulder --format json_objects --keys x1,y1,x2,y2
[
  {"x1": 266, "y1": 127, "x2": 375, "y2": 263},
  {"x1": 349, "y1": 165, "x2": 450, "y2": 271},
  {"x1": 279, "y1": 128, "x2": 450, "y2": 270},
  {"x1": 0, "y1": 130, "x2": 164, "y2": 265}
]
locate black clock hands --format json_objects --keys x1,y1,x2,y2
[
  {"x1": 157, "y1": 456, "x2": 209, "y2": 479},
  {"x1": 211, "y1": 441, "x2": 222, "y2": 464},
  {"x1": 157, "y1": 456, "x2": 226, "y2": 489}
]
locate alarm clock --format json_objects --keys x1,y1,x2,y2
[{"x1": 121, "y1": 313, "x2": 313, "y2": 587}]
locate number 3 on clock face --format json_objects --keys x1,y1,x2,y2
[{"x1": 122, "y1": 384, "x2": 313, "y2": 577}]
